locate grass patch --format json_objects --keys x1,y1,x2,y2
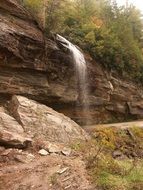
[
  {"x1": 50, "y1": 173, "x2": 58, "y2": 185},
  {"x1": 94, "y1": 158, "x2": 143, "y2": 190},
  {"x1": 74, "y1": 126, "x2": 143, "y2": 190}
]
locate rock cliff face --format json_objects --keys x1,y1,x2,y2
[{"x1": 0, "y1": 0, "x2": 143, "y2": 125}]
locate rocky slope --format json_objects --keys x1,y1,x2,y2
[
  {"x1": 0, "y1": 95, "x2": 92, "y2": 190},
  {"x1": 0, "y1": 154, "x2": 94, "y2": 190},
  {"x1": 0, "y1": 0, "x2": 143, "y2": 126}
]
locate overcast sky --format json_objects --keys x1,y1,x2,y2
[{"x1": 116, "y1": 0, "x2": 143, "y2": 13}]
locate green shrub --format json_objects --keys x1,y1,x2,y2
[{"x1": 76, "y1": 126, "x2": 143, "y2": 190}]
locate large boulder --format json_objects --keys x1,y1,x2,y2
[
  {"x1": 9, "y1": 96, "x2": 88, "y2": 143},
  {"x1": 0, "y1": 111, "x2": 24, "y2": 134},
  {"x1": 0, "y1": 129, "x2": 32, "y2": 148},
  {"x1": 0, "y1": 109, "x2": 32, "y2": 148}
]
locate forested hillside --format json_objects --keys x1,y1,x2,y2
[{"x1": 23, "y1": 0, "x2": 143, "y2": 81}]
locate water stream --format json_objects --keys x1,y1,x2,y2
[{"x1": 56, "y1": 34, "x2": 89, "y2": 124}]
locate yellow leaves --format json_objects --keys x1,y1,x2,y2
[
  {"x1": 95, "y1": 128, "x2": 116, "y2": 150},
  {"x1": 85, "y1": 31, "x2": 95, "y2": 43},
  {"x1": 91, "y1": 16, "x2": 103, "y2": 28},
  {"x1": 23, "y1": 0, "x2": 45, "y2": 28},
  {"x1": 23, "y1": 0, "x2": 43, "y2": 10}
]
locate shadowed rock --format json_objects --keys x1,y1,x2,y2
[
  {"x1": 0, "y1": 107, "x2": 32, "y2": 148},
  {"x1": 0, "y1": 130, "x2": 32, "y2": 148}
]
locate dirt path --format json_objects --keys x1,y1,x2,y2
[
  {"x1": 0, "y1": 153, "x2": 94, "y2": 190},
  {"x1": 85, "y1": 120, "x2": 143, "y2": 132}
]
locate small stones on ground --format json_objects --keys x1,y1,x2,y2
[
  {"x1": 0, "y1": 148, "x2": 35, "y2": 164},
  {"x1": 1, "y1": 148, "x2": 13, "y2": 156},
  {"x1": 27, "y1": 153, "x2": 35, "y2": 159},
  {"x1": 64, "y1": 184, "x2": 72, "y2": 189},
  {"x1": 48, "y1": 143, "x2": 62, "y2": 154},
  {"x1": 62, "y1": 148, "x2": 71, "y2": 156},
  {"x1": 15, "y1": 153, "x2": 35, "y2": 163},
  {"x1": 38, "y1": 149, "x2": 49, "y2": 156},
  {"x1": 112, "y1": 150, "x2": 122, "y2": 158},
  {"x1": 57, "y1": 167, "x2": 69, "y2": 174},
  {"x1": 38, "y1": 141, "x2": 72, "y2": 156},
  {"x1": 62, "y1": 177, "x2": 71, "y2": 182},
  {"x1": 112, "y1": 150, "x2": 127, "y2": 160}
]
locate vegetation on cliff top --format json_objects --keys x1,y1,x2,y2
[{"x1": 23, "y1": 0, "x2": 143, "y2": 82}]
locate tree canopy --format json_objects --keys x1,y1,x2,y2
[{"x1": 23, "y1": 0, "x2": 143, "y2": 82}]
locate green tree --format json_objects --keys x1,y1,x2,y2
[{"x1": 22, "y1": 0, "x2": 143, "y2": 81}]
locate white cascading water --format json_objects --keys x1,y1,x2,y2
[{"x1": 56, "y1": 34, "x2": 89, "y2": 124}]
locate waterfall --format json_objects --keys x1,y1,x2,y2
[{"x1": 56, "y1": 34, "x2": 89, "y2": 124}]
